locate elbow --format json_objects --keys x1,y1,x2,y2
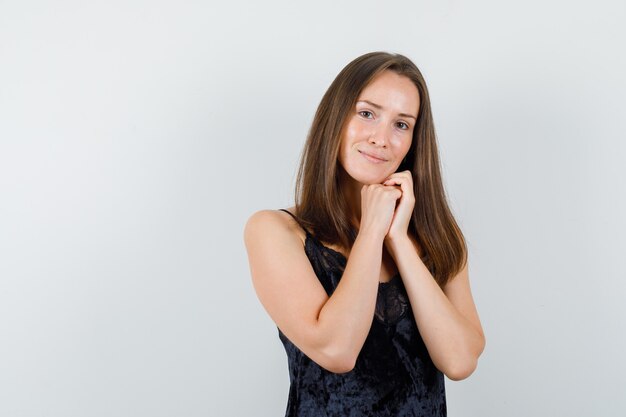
[
  {"x1": 326, "y1": 358, "x2": 356, "y2": 374},
  {"x1": 326, "y1": 350, "x2": 357, "y2": 374},
  {"x1": 476, "y1": 331, "x2": 486, "y2": 356},
  {"x1": 318, "y1": 343, "x2": 357, "y2": 374},
  {"x1": 444, "y1": 358, "x2": 477, "y2": 381},
  {"x1": 444, "y1": 337, "x2": 485, "y2": 381}
]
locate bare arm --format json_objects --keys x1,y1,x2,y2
[
  {"x1": 244, "y1": 210, "x2": 385, "y2": 373},
  {"x1": 386, "y1": 235, "x2": 486, "y2": 380},
  {"x1": 315, "y1": 228, "x2": 385, "y2": 370}
]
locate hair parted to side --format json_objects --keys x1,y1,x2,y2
[{"x1": 293, "y1": 51, "x2": 467, "y2": 288}]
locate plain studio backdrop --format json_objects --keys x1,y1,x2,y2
[{"x1": 1, "y1": 1, "x2": 625, "y2": 416}]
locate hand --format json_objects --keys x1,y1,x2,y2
[
  {"x1": 381, "y1": 170, "x2": 415, "y2": 242},
  {"x1": 359, "y1": 182, "x2": 403, "y2": 240}
]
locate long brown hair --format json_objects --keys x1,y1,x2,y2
[{"x1": 293, "y1": 51, "x2": 467, "y2": 288}]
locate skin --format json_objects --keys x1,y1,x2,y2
[
  {"x1": 245, "y1": 69, "x2": 485, "y2": 379},
  {"x1": 338, "y1": 70, "x2": 419, "y2": 229},
  {"x1": 334, "y1": 70, "x2": 421, "y2": 279},
  {"x1": 334, "y1": 69, "x2": 486, "y2": 378}
]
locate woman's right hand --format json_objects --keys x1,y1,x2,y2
[{"x1": 359, "y1": 183, "x2": 402, "y2": 239}]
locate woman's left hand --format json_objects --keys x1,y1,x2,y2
[{"x1": 382, "y1": 170, "x2": 415, "y2": 242}]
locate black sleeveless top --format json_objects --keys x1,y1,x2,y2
[{"x1": 276, "y1": 209, "x2": 446, "y2": 417}]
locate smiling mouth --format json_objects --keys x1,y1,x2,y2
[{"x1": 359, "y1": 150, "x2": 387, "y2": 163}]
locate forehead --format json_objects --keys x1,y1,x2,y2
[{"x1": 357, "y1": 71, "x2": 420, "y2": 115}]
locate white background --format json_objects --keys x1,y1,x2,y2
[{"x1": 1, "y1": 1, "x2": 625, "y2": 416}]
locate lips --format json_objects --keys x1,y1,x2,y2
[{"x1": 358, "y1": 150, "x2": 387, "y2": 162}]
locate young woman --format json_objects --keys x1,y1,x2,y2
[{"x1": 244, "y1": 51, "x2": 485, "y2": 417}]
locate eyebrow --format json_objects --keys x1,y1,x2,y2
[{"x1": 357, "y1": 100, "x2": 417, "y2": 120}]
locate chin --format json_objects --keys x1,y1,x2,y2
[
  {"x1": 359, "y1": 177, "x2": 385, "y2": 185},
  {"x1": 350, "y1": 170, "x2": 389, "y2": 185},
  {"x1": 339, "y1": 162, "x2": 392, "y2": 185}
]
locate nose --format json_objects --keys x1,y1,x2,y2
[{"x1": 368, "y1": 125, "x2": 389, "y2": 147}]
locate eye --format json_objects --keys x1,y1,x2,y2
[
  {"x1": 396, "y1": 121, "x2": 409, "y2": 130},
  {"x1": 358, "y1": 110, "x2": 373, "y2": 119}
]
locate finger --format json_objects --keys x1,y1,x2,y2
[
  {"x1": 385, "y1": 172, "x2": 412, "y2": 183},
  {"x1": 384, "y1": 177, "x2": 414, "y2": 199},
  {"x1": 383, "y1": 177, "x2": 407, "y2": 186}
]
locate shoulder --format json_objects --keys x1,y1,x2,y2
[
  {"x1": 243, "y1": 209, "x2": 288, "y2": 241},
  {"x1": 244, "y1": 207, "x2": 306, "y2": 248}
]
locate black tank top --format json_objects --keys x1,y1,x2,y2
[{"x1": 276, "y1": 209, "x2": 446, "y2": 417}]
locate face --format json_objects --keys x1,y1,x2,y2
[{"x1": 338, "y1": 70, "x2": 420, "y2": 186}]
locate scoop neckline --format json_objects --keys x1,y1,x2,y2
[{"x1": 305, "y1": 234, "x2": 400, "y2": 285}]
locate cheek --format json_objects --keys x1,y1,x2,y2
[
  {"x1": 344, "y1": 119, "x2": 363, "y2": 141},
  {"x1": 340, "y1": 126, "x2": 358, "y2": 153},
  {"x1": 390, "y1": 136, "x2": 411, "y2": 153}
]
